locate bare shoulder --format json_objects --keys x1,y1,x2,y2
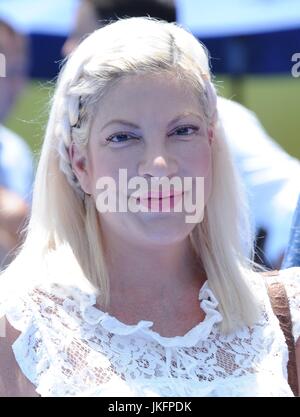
[{"x1": 0, "y1": 316, "x2": 39, "y2": 397}]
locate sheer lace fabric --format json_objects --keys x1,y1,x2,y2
[{"x1": 1, "y1": 267, "x2": 300, "y2": 397}]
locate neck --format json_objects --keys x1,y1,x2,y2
[{"x1": 101, "y1": 229, "x2": 205, "y2": 305}]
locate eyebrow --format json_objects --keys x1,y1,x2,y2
[{"x1": 100, "y1": 112, "x2": 204, "y2": 131}]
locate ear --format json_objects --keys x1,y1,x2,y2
[{"x1": 68, "y1": 141, "x2": 92, "y2": 195}]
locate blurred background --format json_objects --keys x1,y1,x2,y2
[
  {"x1": 1, "y1": 0, "x2": 299, "y2": 159},
  {"x1": 0, "y1": 0, "x2": 299, "y2": 270}
]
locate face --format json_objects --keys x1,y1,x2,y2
[
  {"x1": 0, "y1": 30, "x2": 28, "y2": 122},
  {"x1": 62, "y1": 0, "x2": 100, "y2": 57},
  {"x1": 72, "y1": 73, "x2": 213, "y2": 247}
]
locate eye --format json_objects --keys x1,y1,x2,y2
[
  {"x1": 168, "y1": 125, "x2": 200, "y2": 137},
  {"x1": 105, "y1": 132, "x2": 140, "y2": 144}
]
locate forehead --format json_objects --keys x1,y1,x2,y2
[{"x1": 93, "y1": 73, "x2": 203, "y2": 124}]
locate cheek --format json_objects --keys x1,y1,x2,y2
[
  {"x1": 185, "y1": 140, "x2": 212, "y2": 174},
  {"x1": 89, "y1": 145, "x2": 141, "y2": 194},
  {"x1": 184, "y1": 141, "x2": 212, "y2": 205},
  {"x1": 195, "y1": 146, "x2": 211, "y2": 176},
  {"x1": 88, "y1": 143, "x2": 116, "y2": 179},
  {"x1": 89, "y1": 154, "x2": 136, "y2": 204}
]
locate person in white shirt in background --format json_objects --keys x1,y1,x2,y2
[
  {"x1": 0, "y1": 19, "x2": 34, "y2": 268},
  {"x1": 218, "y1": 97, "x2": 300, "y2": 268},
  {"x1": 62, "y1": 0, "x2": 300, "y2": 269}
]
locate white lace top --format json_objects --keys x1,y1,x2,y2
[{"x1": 1, "y1": 264, "x2": 300, "y2": 397}]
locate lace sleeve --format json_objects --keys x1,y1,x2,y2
[
  {"x1": 0, "y1": 274, "x2": 33, "y2": 333},
  {"x1": 0, "y1": 272, "x2": 50, "y2": 393},
  {"x1": 278, "y1": 267, "x2": 300, "y2": 343}
]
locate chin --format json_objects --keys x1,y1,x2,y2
[{"x1": 133, "y1": 214, "x2": 196, "y2": 246}]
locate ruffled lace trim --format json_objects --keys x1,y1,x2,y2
[
  {"x1": 79, "y1": 281, "x2": 223, "y2": 348},
  {"x1": 1, "y1": 265, "x2": 299, "y2": 397}
]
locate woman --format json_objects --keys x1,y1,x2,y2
[{"x1": 0, "y1": 17, "x2": 299, "y2": 397}]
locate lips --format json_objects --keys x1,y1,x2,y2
[
  {"x1": 138, "y1": 190, "x2": 184, "y2": 200},
  {"x1": 130, "y1": 191, "x2": 185, "y2": 212}
]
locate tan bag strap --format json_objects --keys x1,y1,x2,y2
[{"x1": 264, "y1": 271, "x2": 299, "y2": 396}]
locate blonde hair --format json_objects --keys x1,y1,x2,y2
[{"x1": 4, "y1": 17, "x2": 261, "y2": 333}]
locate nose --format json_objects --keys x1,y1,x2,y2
[{"x1": 138, "y1": 147, "x2": 179, "y2": 179}]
